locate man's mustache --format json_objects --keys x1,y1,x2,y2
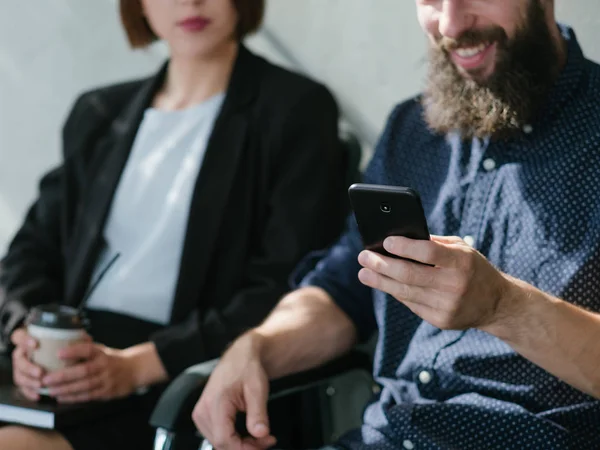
[{"x1": 435, "y1": 27, "x2": 507, "y2": 52}]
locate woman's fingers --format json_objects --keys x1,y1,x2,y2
[{"x1": 19, "y1": 386, "x2": 41, "y2": 401}]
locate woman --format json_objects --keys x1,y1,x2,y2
[{"x1": 0, "y1": 0, "x2": 347, "y2": 449}]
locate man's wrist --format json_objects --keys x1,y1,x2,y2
[
  {"x1": 480, "y1": 274, "x2": 558, "y2": 344},
  {"x1": 242, "y1": 329, "x2": 277, "y2": 378},
  {"x1": 479, "y1": 274, "x2": 530, "y2": 341}
]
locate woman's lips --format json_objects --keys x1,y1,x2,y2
[{"x1": 178, "y1": 16, "x2": 211, "y2": 32}]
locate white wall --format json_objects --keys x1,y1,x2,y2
[
  {"x1": 254, "y1": 0, "x2": 600, "y2": 148},
  {"x1": 0, "y1": 1, "x2": 166, "y2": 250},
  {"x1": 0, "y1": 0, "x2": 598, "y2": 251}
]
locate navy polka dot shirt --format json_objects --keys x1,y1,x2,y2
[{"x1": 301, "y1": 27, "x2": 600, "y2": 449}]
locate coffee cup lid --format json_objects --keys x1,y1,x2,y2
[{"x1": 26, "y1": 304, "x2": 85, "y2": 330}]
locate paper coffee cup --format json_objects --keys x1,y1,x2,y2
[{"x1": 25, "y1": 305, "x2": 87, "y2": 395}]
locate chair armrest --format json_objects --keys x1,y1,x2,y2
[
  {"x1": 149, "y1": 350, "x2": 372, "y2": 434},
  {"x1": 268, "y1": 350, "x2": 371, "y2": 401},
  {"x1": 149, "y1": 359, "x2": 219, "y2": 433}
]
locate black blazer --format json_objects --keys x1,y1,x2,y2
[{"x1": 0, "y1": 46, "x2": 347, "y2": 378}]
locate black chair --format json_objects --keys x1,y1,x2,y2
[
  {"x1": 150, "y1": 133, "x2": 371, "y2": 450},
  {"x1": 340, "y1": 129, "x2": 362, "y2": 190},
  {"x1": 150, "y1": 350, "x2": 374, "y2": 450}
]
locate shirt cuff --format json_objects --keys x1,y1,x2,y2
[{"x1": 294, "y1": 248, "x2": 376, "y2": 344}]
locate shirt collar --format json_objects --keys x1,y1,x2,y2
[{"x1": 541, "y1": 24, "x2": 587, "y2": 124}]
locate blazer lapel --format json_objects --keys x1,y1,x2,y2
[
  {"x1": 66, "y1": 67, "x2": 167, "y2": 305},
  {"x1": 169, "y1": 46, "x2": 259, "y2": 322}
]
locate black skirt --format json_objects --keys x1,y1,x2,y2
[
  {"x1": 59, "y1": 310, "x2": 170, "y2": 450},
  {"x1": 61, "y1": 388, "x2": 161, "y2": 450}
]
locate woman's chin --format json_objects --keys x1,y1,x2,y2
[{"x1": 168, "y1": 38, "x2": 237, "y2": 61}]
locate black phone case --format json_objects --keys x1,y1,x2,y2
[{"x1": 348, "y1": 184, "x2": 430, "y2": 259}]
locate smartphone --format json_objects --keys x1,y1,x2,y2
[{"x1": 348, "y1": 183, "x2": 430, "y2": 259}]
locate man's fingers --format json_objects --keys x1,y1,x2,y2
[
  {"x1": 358, "y1": 251, "x2": 469, "y2": 296},
  {"x1": 358, "y1": 268, "x2": 432, "y2": 304},
  {"x1": 383, "y1": 236, "x2": 457, "y2": 267},
  {"x1": 358, "y1": 251, "x2": 455, "y2": 290},
  {"x1": 244, "y1": 378, "x2": 270, "y2": 439},
  {"x1": 358, "y1": 268, "x2": 459, "y2": 326},
  {"x1": 191, "y1": 399, "x2": 209, "y2": 437},
  {"x1": 430, "y1": 235, "x2": 466, "y2": 245},
  {"x1": 211, "y1": 399, "x2": 246, "y2": 449}
]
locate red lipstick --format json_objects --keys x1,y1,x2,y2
[{"x1": 178, "y1": 16, "x2": 211, "y2": 32}]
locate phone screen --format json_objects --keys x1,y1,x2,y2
[{"x1": 348, "y1": 184, "x2": 430, "y2": 259}]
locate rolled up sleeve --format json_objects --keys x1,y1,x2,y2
[{"x1": 295, "y1": 216, "x2": 377, "y2": 343}]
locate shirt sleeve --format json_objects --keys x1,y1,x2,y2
[
  {"x1": 294, "y1": 102, "x2": 410, "y2": 343},
  {"x1": 296, "y1": 215, "x2": 377, "y2": 343}
]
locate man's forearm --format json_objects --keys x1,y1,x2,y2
[
  {"x1": 483, "y1": 275, "x2": 600, "y2": 399},
  {"x1": 249, "y1": 287, "x2": 358, "y2": 380}
]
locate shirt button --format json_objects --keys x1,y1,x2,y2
[
  {"x1": 403, "y1": 440, "x2": 415, "y2": 450},
  {"x1": 523, "y1": 124, "x2": 533, "y2": 134},
  {"x1": 418, "y1": 370, "x2": 433, "y2": 384},
  {"x1": 463, "y1": 235, "x2": 475, "y2": 247},
  {"x1": 482, "y1": 158, "x2": 496, "y2": 171}
]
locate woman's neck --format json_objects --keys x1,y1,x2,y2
[{"x1": 155, "y1": 40, "x2": 239, "y2": 111}]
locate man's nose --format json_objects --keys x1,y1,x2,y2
[{"x1": 438, "y1": 1, "x2": 476, "y2": 40}]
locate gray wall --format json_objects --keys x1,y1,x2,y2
[
  {"x1": 0, "y1": 0, "x2": 598, "y2": 250},
  {"x1": 254, "y1": 1, "x2": 600, "y2": 148},
  {"x1": 0, "y1": 1, "x2": 166, "y2": 250}
]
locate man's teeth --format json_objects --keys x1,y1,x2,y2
[{"x1": 455, "y1": 43, "x2": 488, "y2": 58}]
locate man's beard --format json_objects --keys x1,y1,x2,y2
[{"x1": 422, "y1": 0, "x2": 561, "y2": 140}]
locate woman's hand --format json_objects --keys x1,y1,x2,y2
[
  {"x1": 41, "y1": 342, "x2": 136, "y2": 403},
  {"x1": 11, "y1": 328, "x2": 44, "y2": 401}
]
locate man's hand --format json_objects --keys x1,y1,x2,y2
[
  {"x1": 357, "y1": 235, "x2": 515, "y2": 330},
  {"x1": 192, "y1": 334, "x2": 277, "y2": 450},
  {"x1": 41, "y1": 342, "x2": 136, "y2": 403},
  {"x1": 11, "y1": 328, "x2": 44, "y2": 401}
]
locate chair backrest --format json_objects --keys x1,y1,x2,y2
[
  {"x1": 340, "y1": 130, "x2": 363, "y2": 190},
  {"x1": 337, "y1": 130, "x2": 363, "y2": 219}
]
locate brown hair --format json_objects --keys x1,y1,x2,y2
[{"x1": 120, "y1": 0, "x2": 265, "y2": 49}]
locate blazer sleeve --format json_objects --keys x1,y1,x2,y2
[
  {"x1": 0, "y1": 95, "x2": 88, "y2": 351},
  {"x1": 150, "y1": 85, "x2": 348, "y2": 377},
  {"x1": 0, "y1": 169, "x2": 65, "y2": 351}
]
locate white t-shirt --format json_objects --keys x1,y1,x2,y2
[{"x1": 85, "y1": 93, "x2": 225, "y2": 325}]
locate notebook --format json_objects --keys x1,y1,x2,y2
[{"x1": 0, "y1": 357, "x2": 136, "y2": 429}]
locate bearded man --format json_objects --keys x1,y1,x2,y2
[{"x1": 193, "y1": 1, "x2": 600, "y2": 448}]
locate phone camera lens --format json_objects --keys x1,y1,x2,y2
[{"x1": 380, "y1": 203, "x2": 391, "y2": 214}]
